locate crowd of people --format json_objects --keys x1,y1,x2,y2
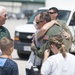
[
  {"x1": 0, "y1": 5, "x2": 75, "y2": 75},
  {"x1": 26, "y1": 7, "x2": 75, "y2": 75}
]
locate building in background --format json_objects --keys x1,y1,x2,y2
[
  {"x1": 0, "y1": 0, "x2": 45, "y2": 13},
  {"x1": 0, "y1": 0, "x2": 45, "y2": 19}
]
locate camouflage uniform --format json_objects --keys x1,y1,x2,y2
[
  {"x1": 57, "y1": 19, "x2": 73, "y2": 41},
  {"x1": 31, "y1": 24, "x2": 71, "y2": 59}
]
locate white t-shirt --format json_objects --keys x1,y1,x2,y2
[{"x1": 41, "y1": 53, "x2": 75, "y2": 75}]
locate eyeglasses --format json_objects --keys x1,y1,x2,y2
[
  {"x1": 36, "y1": 21, "x2": 43, "y2": 24},
  {"x1": 48, "y1": 12, "x2": 56, "y2": 14}
]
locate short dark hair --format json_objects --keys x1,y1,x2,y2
[
  {"x1": 49, "y1": 7, "x2": 59, "y2": 13},
  {"x1": 39, "y1": 11, "x2": 51, "y2": 22}
]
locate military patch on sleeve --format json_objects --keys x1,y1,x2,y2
[{"x1": 43, "y1": 35, "x2": 49, "y2": 40}]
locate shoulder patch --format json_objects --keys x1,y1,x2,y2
[{"x1": 43, "y1": 35, "x2": 49, "y2": 40}]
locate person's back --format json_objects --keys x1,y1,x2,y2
[
  {"x1": 45, "y1": 24, "x2": 69, "y2": 51},
  {"x1": 41, "y1": 53, "x2": 75, "y2": 75},
  {"x1": 41, "y1": 35, "x2": 75, "y2": 75},
  {"x1": 0, "y1": 37, "x2": 19, "y2": 75},
  {"x1": 60, "y1": 53, "x2": 75, "y2": 75},
  {"x1": 0, "y1": 58, "x2": 18, "y2": 75}
]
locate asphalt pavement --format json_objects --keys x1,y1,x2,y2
[{"x1": 4, "y1": 19, "x2": 28, "y2": 75}]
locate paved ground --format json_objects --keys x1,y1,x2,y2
[
  {"x1": 4, "y1": 19, "x2": 28, "y2": 75},
  {"x1": 4, "y1": 19, "x2": 27, "y2": 39}
]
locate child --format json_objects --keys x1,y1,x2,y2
[
  {"x1": 41, "y1": 34, "x2": 75, "y2": 75},
  {"x1": 0, "y1": 37, "x2": 19, "y2": 75}
]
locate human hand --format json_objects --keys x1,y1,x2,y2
[
  {"x1": 63, "y1": 30, "x2": 71, "y2": 39},
  {"x1": 32, "y1": 34, "x2": 34, "y2": 38},
  {"x1": 43, "y1": 49, "x2": 50, "y2": 63},
  {"x1": 31, "y1": 42, "x2": 35, "y2": 47},
  {"x1": 44, "y1": 49, "x2": 50, "y2": 59}
]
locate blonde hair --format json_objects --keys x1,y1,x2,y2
[
  {"x1": 0, "y1": 37, "x2": 13, "y2": 52},
  {"x1": 49, "y1": 35, "x2": 67, "y2": 58}
]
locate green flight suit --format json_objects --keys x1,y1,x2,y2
[
  {"x1": 31, "y1": 24, "x2": 70, "y2": 59},
  {"x1": 57, "y1": 19, "x2": 73, "y2": 41},
  {"x1": 0, "y1": 26, "x2": 11, "y2": 40}
]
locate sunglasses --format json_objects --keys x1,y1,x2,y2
[
  {"x1": 36, "y1": 21, "x2": 43, "y2": 24},
  {"x1": 48, "y1": 12, "x2": 56, "y2": 14}
]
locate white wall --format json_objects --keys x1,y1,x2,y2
[{"x1": 0, "y1": 2, "x2": 22, "y2": 13}]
